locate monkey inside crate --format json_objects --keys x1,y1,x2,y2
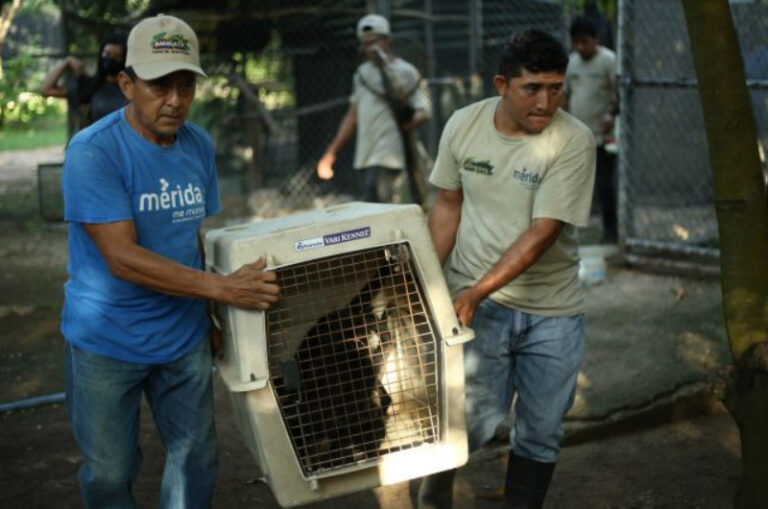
[{"x1": 205, "y1": 203, "x2": 473, "y2": 507}]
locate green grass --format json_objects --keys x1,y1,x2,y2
[{"x1": 0, "y1": 121, "x2": 67, "y2": 151}]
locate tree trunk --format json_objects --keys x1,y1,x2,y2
[
  {"x1": 0, "y1": 0, "x2": 23, "y2": 81},
  {"x1": 681, "y1": 1, "x2": 768, "y2": 507}
]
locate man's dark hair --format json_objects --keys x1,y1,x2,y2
[
  {"x1": 498, "y1": 29, "x2": 568, "y2": 80},
  {"x1": 79, "y1": 32, "x2": 128, "y2": 101},
  {"x1": 570, "y1": 16, "x2": 599, "y2": 40},
  {"x1": 124, "y1": 66, "x2": 138, "y2": 82},
  {"x1": 96, "y1": 32, "x2": 128, "y2": 69}
]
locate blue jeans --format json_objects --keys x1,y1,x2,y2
[
  {"x1": 362, "y1": 166, "x2": 404, "y2": 203},
  {"x1": 464, "y1": 299, "x2": 584, "y2": 463},
  {"x1": 65, "y1": 338, "x2": 218, "y2": 509}
]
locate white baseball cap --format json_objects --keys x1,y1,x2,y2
[
  {"x1": 356, "y1": 14, "x2": 390, "y2": 39},
  {"x1": 126, "y1": 14, "x2": 207, "y2": 80}
]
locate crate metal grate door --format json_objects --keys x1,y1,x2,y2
[{"x1": 267, "y1": 243, "x2": 440, "y2": 477}]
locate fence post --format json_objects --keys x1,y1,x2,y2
[
  {"x1": 468, "y1": 0, "x2": 483, "y2": 76},
  {"x1": 376, "y1": 0, "x2": 390, "y2": 19},
  {"x1": 424, "y1": 0, "x2": 439, "y2": 156},
  {"x1": 616, "y1": 0, "x2": 632, "y2": 254}
]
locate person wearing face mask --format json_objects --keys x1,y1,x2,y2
[
  {"x1": 316, "y1": 13, "x2": 429, "y2": 204},
  {"x1": 40, "y1": 32, "x2": 129, "y2": 129}
]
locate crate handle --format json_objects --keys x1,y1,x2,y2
[
  {"x1": 443, "y1": 326, "x2": 474, "y2": 346},
  {"x1": 221, "y1": 376, "x2": 268, "y2": 392},
  {"x1": 214, "y1": 360, "x2": 269, "y2": 392}
]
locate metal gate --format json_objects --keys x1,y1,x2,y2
[{"x1": 617, "y1": 0, "x2": 768, "y2": 267}]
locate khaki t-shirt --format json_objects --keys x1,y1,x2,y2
[
  {"x1": 351, "y1": 58, "x2": 427, "y2": 170},
  {"x1": 565, "y1": 46, "x2": 617, "y2": 145},
  {"x1": 429, "y1": 97, "x2": 595, "y2": 316}
]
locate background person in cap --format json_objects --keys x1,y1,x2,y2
[
  {"x1": 316, "y1": 13, "x2": 429, "y2": 204},
  {"x1": 418, "y1": 29, "x2": 594, "y2": 509},
  {"x1": 60, "y1": 14, "x2": 280, "y2": 508}
]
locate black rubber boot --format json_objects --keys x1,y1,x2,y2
[
  {"x1": 504, "y1": 452, "x2": 556, "y2": 509},
  {"x1": 417, "y1": 468, "x2": 456, "y2": 509}
]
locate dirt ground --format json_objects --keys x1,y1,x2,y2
[
  {"x1": 1, "y1": 384, "x2": 742, "y2": 509},
  {"x1": 0, "y1": 144, "x2": 743, "y2": 508},
  {"x1": 0, "y1": 222, "x2": 743, "y2": 509}
]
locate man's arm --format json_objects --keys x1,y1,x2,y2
[
  {"x1": 84, "y1": 221, "x2": 280, "y2": 310},
  {"x1": 401, "y1": 108, "x2": 428, "y2": 131},
  {"x1": 39, "y1": 56, "x2": 85, "y2": 98},
  {"x1": 317, "y1": 103, "x2": 358, "y2": 180},
  {"x1": 428, "y1": 188, "x2": 462, "y2": 265},
  {"x1": 453, "y1": 218, "x2": 564, "y2": 326},
  {"x1": 601, "y1": 53, "x2": 620, "y2": 134},
  {"x1": 609, "y1": 51, "x2": 620, "y2": 115},
  {"x1": 401, "y1": 69, "x2": 430, "y2": 131}
]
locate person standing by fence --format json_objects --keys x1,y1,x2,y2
[
  {"x1": 564, "y1": 15, "x2": 619, "y2": 243},
  {"x1": 40, "y1": 32, "x2": 129, "y2": 129}
]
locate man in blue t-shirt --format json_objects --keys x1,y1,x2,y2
[{"x1": 61, "y1": 15, "x2": 280, "y2": 508}]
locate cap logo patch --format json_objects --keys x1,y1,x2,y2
[{"x1": 151, "y1": 32, "x2": 190, "y2": 54}]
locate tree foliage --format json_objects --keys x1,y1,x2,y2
[
  {"x1": 56, "y1": 0, "x2": 146, "y2": 25},
  {"x1": 0, "y1": 0, "x2": 23, "y2": 80},
  {"x1": 1, "y1": 0, "x2": 66, "y2": 128},
  {"x1": 0, "y1": 51, "x2": 61, "y2": 127}
]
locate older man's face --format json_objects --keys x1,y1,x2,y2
[{"x1": 119, "y1": 70, "x2": 196, "y2": 145}]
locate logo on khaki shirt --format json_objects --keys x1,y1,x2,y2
[
  {"x1": 513, "y1": 167, "x2": 542, "y2": 190},
  {"x1": 462, "y1": 157, "x2": 494, "y2": 175}
]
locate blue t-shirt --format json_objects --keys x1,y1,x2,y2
[{"x1": 60, "y1": 108, "x2": 221, "y2": 363}]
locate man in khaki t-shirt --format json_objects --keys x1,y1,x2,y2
[
  {"x1": 316, "y1": 14, "x2": 428, "y2": 203},
  {"x1": 565, "y1": 15, "x2": 619, "y2": 242},
  {"x1": 417, "y1": 30, "x2": 594, "y2": 509}
]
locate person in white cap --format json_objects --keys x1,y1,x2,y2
[
  {"x1": 316, "y1": 13, "x2": 429, "y2": 204},
  {"x1": 60, "y1": 14, "x2": 280, "y2": 508}
]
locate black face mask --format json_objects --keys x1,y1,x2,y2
[{"x1": 100, "y1": 56, "x2": 124, "y2": 76}]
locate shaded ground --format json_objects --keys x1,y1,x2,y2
[
  {"x1": 1, "y1": 384, "x2": 741, "y2": 509},
  {"x1": 0, "y1": 145, "x2": 741, "y2": 508},
  {"x1": 0, "y1": 225, "x2": 741, "y2": 509}
]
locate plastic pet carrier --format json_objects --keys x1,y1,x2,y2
[{"x1": 205, "y1": 202, "x2": 473, "y2": 507}]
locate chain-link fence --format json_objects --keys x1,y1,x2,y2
[
  {"x1": 0, "y1": 49, "x2": 63, "y2": 226},
  {"x1": 174, "y1": 0, "x2": 574, "y2": 217},
  {"x1": 2, "y1": 0, "x2": 573, "y2": 223},
  {"x1": 618, "y1": 0, "x2": 768, "y2": 270},
  {"x1": 10, "y1": 0, "x2": 767, "y2": 273}
]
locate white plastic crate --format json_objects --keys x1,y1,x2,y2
[{"x1": 205, "y1": 202, "x2": 473, "y2": 507}]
